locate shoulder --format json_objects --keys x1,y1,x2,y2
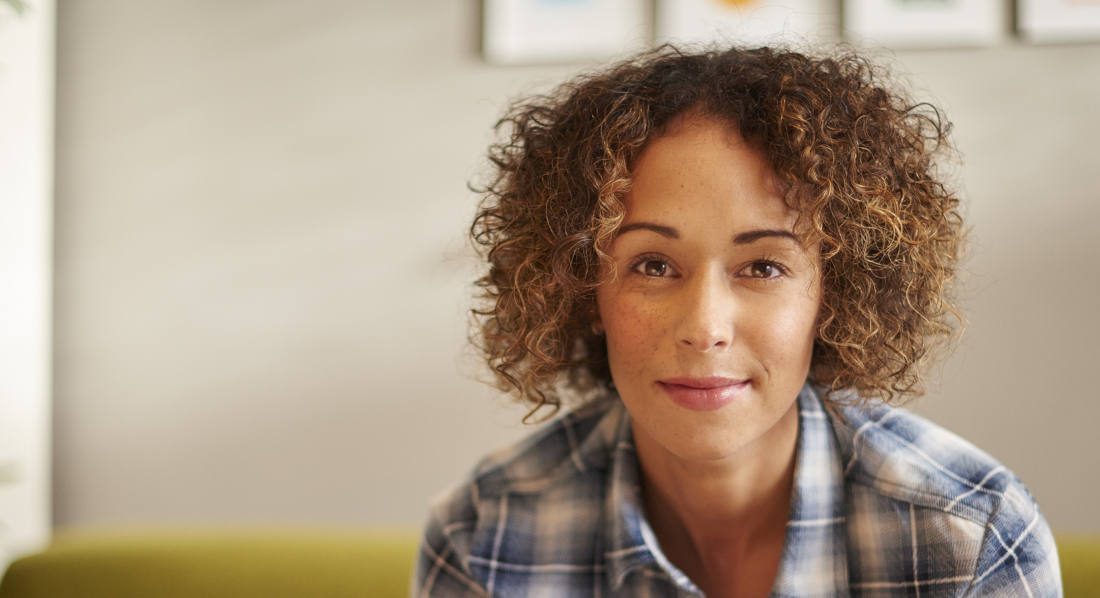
[
  {"x1": 414, "y1": 398, "x2": 627, "y2": 597},
  {"x1": 833, "y1": 399, "x2": 1014, "y2": 522},
  {"x1": 830, "y1": 398, "x2": 1061, "y2": 597},
  {"x1": 468, "y1": 396, "x2": 626, "y2": 497}
]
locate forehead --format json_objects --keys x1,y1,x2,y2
[{"x1": 624, "y1": 117, "x2": 797, "y2": 232}]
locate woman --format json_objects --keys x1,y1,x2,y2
[{"x1": 414, "y1": 46, "x2": 1060, "y2": 598}]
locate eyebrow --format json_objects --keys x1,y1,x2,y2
[
  {"x1": 616, "y1": 222, "x2": 679, "y2": 239},
  {"x1": 616, "y1": 222, "x2": 798, "y2": 245},
  {"x1": 732, "y1": 229, "x2": 799, "y2": 245}
]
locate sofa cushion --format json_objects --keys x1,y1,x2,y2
[{"x1": 0, "y1": 529, "x2": 419, "y2": 598}]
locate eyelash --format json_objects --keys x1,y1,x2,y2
[
  {"x1": 628, "y1": 253, "x2": 673, "y2": 278},
  {"x1": 744, "y1": 255, "x2": 789, "y2": 280},
  {"x1": 627, "y1": 254, "x2": 789, "y2": 280}
]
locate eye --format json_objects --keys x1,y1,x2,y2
[
  {"x1": 630, "y1": 256, "x2": 676, "y2": 278},
  {"x1": 742, "y1": 260, "x2": 786, "y2": 279},
  {"x1": 642, "y1": 260, "x2": 668, "y2": 277}
]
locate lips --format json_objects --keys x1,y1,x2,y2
[{"x1": 657, "y1": 377, "x2": 750, "y2": 411}]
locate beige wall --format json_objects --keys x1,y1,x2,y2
[{"x1": 53, "y1": 0, "x2": 1100, "y2": 532}]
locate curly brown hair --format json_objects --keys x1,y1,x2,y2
[{"x1": 471, "y1": 45, "x2": 964, "y2": 420}]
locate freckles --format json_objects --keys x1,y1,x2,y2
[
  {"x1": 613, "y1": 297, "x2": 658, "y2": 339},
  {"x1": 605, "y1": 296, "x2": 668, "y2": 380},
  {"x1": 751, "y1": 301, "x2": 817, "y2": 368}
]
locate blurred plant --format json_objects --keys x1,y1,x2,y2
[
  {"x1": 0, "y1": 461, "x2": 17, "y2": 486},
  {"x1": 1, "y1": 0, "x2": 26, "y2": 16},
  {"x1": 0, "y1": 461, "x2": 17, "y2": 537}
]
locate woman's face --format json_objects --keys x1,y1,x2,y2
[{"x1": 596, "y1": 117, "x2": 821, "y2": 463}]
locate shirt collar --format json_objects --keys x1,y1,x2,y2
[
  {"x1": 771, "y1": 383, "x2": 851, "y2": 598},
  {"x1": 601, "y1": 401, "x2": 659, "y2": 589},
  {"x1": 602, "y1": 382, "x2": 850, "y2": 596}
]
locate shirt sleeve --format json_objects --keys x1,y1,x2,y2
[
  {"x1": 410, "y1": 482, "x2": 488, "y2": 598},
  {"x1": 965, "y1": 483, "x2": 1063, "y2": 598}
]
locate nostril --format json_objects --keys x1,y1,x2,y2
[{"x1": 679, "y1": 331, "x2": 730, "y2": 350}]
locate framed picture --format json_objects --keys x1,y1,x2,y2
[
  {"x1": 843, "y1": 0, "x2": 1004, "y2": 48},
  {"x1": 1019, "y1": 0, "x2": 1100, "y2": 42},
  {"x1": 656, "y1": 0, "x2": 830, "y2": 48},
  {"x1": 483, "y1": 0, "x2": 648, "y2": 65}
]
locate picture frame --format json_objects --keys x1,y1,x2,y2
[
  {"x1": 843, "y1": 0, "x2": 1004, "y2": 48},
  {"x1": 656, "y1": 0, "x2": 831, "y2": 48},
  {"x1": 1019, "y1": 0, "x2": 1100, "y2": 42},
  {"x1": 482, "y1": 0, "x2": 648, "y2": 65}
]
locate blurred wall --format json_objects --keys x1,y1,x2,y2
[{"x1": 53, "y1": 0, "x2": 1100, "y2": 531}]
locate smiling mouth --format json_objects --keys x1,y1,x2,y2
[{"x1": 657, "y1": 377, "x2": 750, "y2": 411}]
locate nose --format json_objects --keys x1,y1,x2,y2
[{"x1": 676, "y1": 267, "x2": 734, "y2": 351}]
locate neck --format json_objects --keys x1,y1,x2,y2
[{"x1": 633, "y1": 400, "x2": 799, "y2": 596}]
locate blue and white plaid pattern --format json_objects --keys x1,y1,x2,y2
[{"x1": 414, "y1": 384, "x2": 1061, "y2": 597}]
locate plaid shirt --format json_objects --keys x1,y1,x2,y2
[{"x1": 414, "y1": 383, "x2": 1061, "y2": 597}]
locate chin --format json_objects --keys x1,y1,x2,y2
[
  {"x1": 656, "y1": 423, "x2": 758, "y2": 463},
  {"x1": 671, "y1": 443, "x2": 747, "y2": 463}
]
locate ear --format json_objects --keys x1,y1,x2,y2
[{"x1": 590, "y1": 306, "x2": 605, "y2": 334}]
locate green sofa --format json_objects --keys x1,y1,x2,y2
[
  {"x1": 1061, "y1": 535, "x2": 1100, "y2": 598},
  {"x1": 0, "y1": 529, "x2": 420, "y2": 598},
  {"x1": 1, "y1": 529, "x2": 1097, "y2": 597}
]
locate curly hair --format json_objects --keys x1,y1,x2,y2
[{"x1": 470, "y1": 45, "x2": 964, "y2": 420}]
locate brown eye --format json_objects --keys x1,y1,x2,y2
[
  {"x1": 749, "y1": 262, "x2": 777, "y2": 278},
  {"x1": 643, "y1": 260, "x2": 668, "y2": 277}
]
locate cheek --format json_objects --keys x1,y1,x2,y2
[
  {"x1": 598, "y1": 292, "x2": 665, "y2": 367},
  {"x1": 750, "y1": 292, "x2": 820, "y2": 370}
]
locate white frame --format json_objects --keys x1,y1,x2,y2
[
  {"x1": 1020, "y1": 0, "x2": 1100, "y2": 42},
  {"x1": 656, "y1": 0, "x2": 830, "y2": 48},
  {"x1": 483, "y1": 0, "x2": 648, "y2": 65},
  {"x1": 0, "y1": 0, "x2": 54, "y2": 572},
  {"x1": 844, "y1": 0, "x2": 1004, "y2": 48}
]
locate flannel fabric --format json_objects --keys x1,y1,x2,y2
[{"x1": 413, "y1": 383, "x2": 1061, "y2": 597}]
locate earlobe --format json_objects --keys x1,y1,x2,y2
[
  {"x1": 590, "y1": 309, "x2": 605, "y2": 334},
  {"x1": 592, "y1": 318, "x2": 605, "y2": 335}
]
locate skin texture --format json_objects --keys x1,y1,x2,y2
[{"x1": 595, "y1": 117, "x2": 822, "y2": 598}]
